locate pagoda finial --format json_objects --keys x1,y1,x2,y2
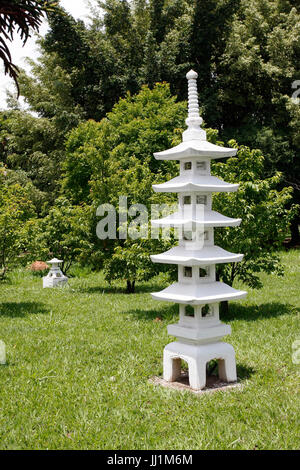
[{"x1": 182, "y1": 69, "x2": 206, "y2": 142}]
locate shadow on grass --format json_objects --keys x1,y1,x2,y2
[
  {"x1": 75, "y1": 285, "x2": 122, "y2": 295},
  {"x1": 223, "y1": 302, "x2": 298, "y2": 322},
  {"x1": 76, "y1": 280, "x2": 169, "y2": 295},
  {"x1": 206, "y1": 362, "x2": 255, "y2": 383},
  {"x1": 124, "y1": 301, "x2": 298, "y2": 323},
  {"x1": 237, "y1": 364, "x2": 255, "y2": 381},
  {"x1": 126, "y1": 304, "x2": 178, "y2": 322},
  {"x1": 0, "y1": 302, "x2": 48, "y2": 318}
]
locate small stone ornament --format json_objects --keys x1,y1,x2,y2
[
  {"x1": 150, "y1": 70, "x2": 247, "y2": 390},
  {"x1": 43, "y1": 258, "x2": 68, "y2": 288}
]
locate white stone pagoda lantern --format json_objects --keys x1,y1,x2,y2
[
  {"x1": 151, "y1": 70, "x2": 247, "y2": 390},
  {"x1": 43, "y1": 258, "x2": 68, "y2": 288}
]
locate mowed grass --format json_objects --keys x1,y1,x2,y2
[{"x1": 0, "y1": 250, "x2": 299, "y2": 450}]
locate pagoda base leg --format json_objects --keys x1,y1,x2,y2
[{"x1": 163, "y1": 341, "x2": 237, "y2": 390}]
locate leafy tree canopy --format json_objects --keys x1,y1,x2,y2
[
  {"x1": 63, "y1": 84, "x2": 296, "y2": 292},
  {"x1": 213, "y1": 142, "x2": 297, "y2": 288},
  {"x1": 15, "y1": 1, "x2": 299, "y2": 243},
  {"x1": 0, "y1": 109, "x2": 65, "y2": 210},
  {"x1": 35, "y1": 197, "x2": 94, "y2": 274},
  {"x1": 0, "y1": 163, "x2": 37, "y2": 278}
]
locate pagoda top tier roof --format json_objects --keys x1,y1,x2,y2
[
  {"x1": 153, "y1": 174, "x2": 238, "y2": 193},
  {"x1": 151, "y1": 281, "x2": 247, "y2": 305},
  {"x1": 154, "y1": 69, "x2": 237, "y2": 160},
  {"x1": 154, "y1": 140, "x2": 237, "y2": 161}
]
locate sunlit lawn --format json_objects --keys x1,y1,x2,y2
[{"x1": 0, "y1": 250, "x2": 299, "y2": 450}]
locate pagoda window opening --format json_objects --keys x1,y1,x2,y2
[
  {"x1": 184, "y1": 266, "x2": 192, "y2": 278},
  {"x1": 185, "y1": 305, "x2": 195, "y2": 317},
  {"x1": 196, "y1": 195, "x2": 207, "y2": 205},
  {"x1": 202, "y1": 304, "x2": 213, "y2": 317},
  {"x1": 183, "y1": 195, "x2": 191, "y2": 205},
  {"x1": 196, "y1": 161, "x2": 206, "y2": 171},
  {"x1": 199, "y1": 267, "x2": 209, "y2": 278},
  {"x1": 184, "y1": 162, "x2": 192, "y2": 170}
]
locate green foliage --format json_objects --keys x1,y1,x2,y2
[
  {"x1": 63, "y1": 83, "x2": 185, "y2": 290},
  {"x1": 103, "y1": 238, "x2": 169, "y2": 293},
  {"x1": 2, "y1": 0, "x2": 298, "y2": 285},
  {"x1": 0, "y1": 165, "x2": 36, "y2": 279},
  {"x1": 63, "y1": 120, "x2": 103, "y2": 204},
  {"x1": 18, "y1": 54, "x2": 84, "y2": 133},
  {"x1": 17, "y1": 0, "x2": 298, "y2": 238},
  {"x1": 213, "y1": 141, "x2": 297, "y2": 288},
  {"x1": 64, "y1": 84, "x2": 295, "y2": 291},
  {"x1": 36, "y1": 198, "x2": 94, "y2": 274},
  {"x1": 0, "y1": 109, "x2": 66, "y2": 210},
  {"x1": 64, "y1": 83, "x2": 185, "y2": 194},
  {"x1": 11, "y1": 1, "x2": 299, "y2": 243},
  {"x1": 25, "y1": 0, "x2": 241, "y2": 118},
  {"x1": 3, "y1": 167, "x2": 45, "y2": 214},
  {"x1": 218, "y1": 0, "x2": 300, "y2": 206},
  {"x1": 64, "y1": 83, "x2": 186, "y2": 204}
]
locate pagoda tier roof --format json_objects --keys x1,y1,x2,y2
[
  {"x1": 150, "y1": 245, "x2": 243, "y2": 265},
  {"x1": 47, "y1": 258, "x2": 63, "y2": 264},
  {"x1": 151, "y1": 209, "x2": 241, "y2": 228},
  {"x1": 154, "y1": 140, "x2": 237, "y2": 161},
  {"x1": 151, "y1": 282, "x2": 247, "y2": 305},
  {"x1": 153, "y1": 174, "x2": 239, "y2": 193}
]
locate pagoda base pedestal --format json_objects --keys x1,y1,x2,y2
[{"x1": 163, "y1": 341, "x2": 237, "y2": 390}]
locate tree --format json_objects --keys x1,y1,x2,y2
[
  {"x1": 103, "y1": 238, "x2": 172, "y2": 293},
  {"x1": 213, "y1": 140, "x2": 297, "y2": 290},
  {"x1": 41, "y1": 7, "x2": 105, "y2": 120},
  {"x1": 18, "y1": 1, "x2": 300, "y2": 203},
  {"x1": 63, "y1": 83, "x2": 187, "y2": 291},
  {"x1": 64, "y1": 83, "x2": 295, "y2": 293},
  {"x1": 36, "y1": 197, "x2": 94, "y2": 274},
  {"x1": 63, "y1": 83, "x2": 186, "y2": 206},
  {"x1": 19, "y1": 1, "x2": 189, "y2": 119},
  {"x1": 20, "y1": 0, "x2": 299, "y2": 243},
  {"x1": 216, "y1": 0, "x2": 300, "y2": 242},
  {"x1": 0, "y1": 164, "x2": 36, "y2": 279},
  {"x1": 0, "y1": 109, "x2": 66, "y2": 211},
  {"x1": 0, "y1": 0, "x2": 58, "y2": 93},
  {"x1": 62, "y1": 119, "x2": 102, "y2": 205}
]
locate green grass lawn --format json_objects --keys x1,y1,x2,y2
[{"x1": 0, "y1": 250, "x2": 299, "y2": 450}]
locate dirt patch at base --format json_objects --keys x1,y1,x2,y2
[{"x1": 149, "y1": 373, "x2": 242, "y2": 394}]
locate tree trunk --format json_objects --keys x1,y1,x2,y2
[{"x1": 126, "y1": 280, "x2": 135, "y2": 293}]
